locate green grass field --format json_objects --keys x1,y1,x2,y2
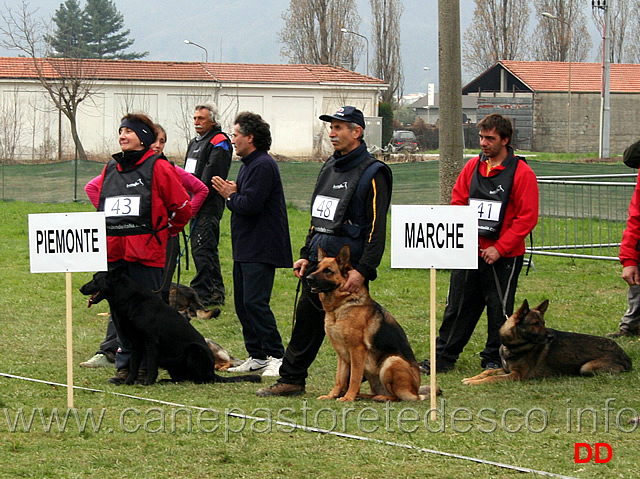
[{"x1": 1, "y1": 159, "x2": 639, "y2": 478}]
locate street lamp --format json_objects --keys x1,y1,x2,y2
[
  {"x1": 542, "y1": 12, "x2": 572, "y2": 153},
  {"x1": 183, "y1": 39, "x2": 208, "y2": 63},
  {"x1": 340, "y1": 27, "x2": 369, "y2": 76}
]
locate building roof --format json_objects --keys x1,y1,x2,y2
[
  {"x1": 0, "y1": 56, "x2": 386, "y2": 86},
  {"x1": 463, "y1": 60, "x2": 640, "y2": 94}
]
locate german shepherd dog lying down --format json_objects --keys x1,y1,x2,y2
[
  {"x1": 463, "y1": 299, "x2": 632, "y2": 385},
  {"x1": 169, "y1": 283, "x2": 220, "y2": 320},
  {"x1": 307, "y1": 245, "x2": 441, "y2": 402},
  {"x1": 80, "y1": 270, "x2": 261, "y2": 386}
]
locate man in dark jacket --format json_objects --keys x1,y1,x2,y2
[
  {"x1": 212, "y1": 111, "x2": 293, "y2": 377},
  {"x1": 184, "y1": 103, "x2": 232, "y2": 306},
  {"x1": 256, "y1": 106, "x2": 392, "y2": 397}
]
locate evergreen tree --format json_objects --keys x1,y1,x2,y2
[
  {"x1": 48, "y1": 0, "x2": 88, "y2": 58},
  {"x1": 83, "y1": 0, "x2": 147, "y2": 60}
]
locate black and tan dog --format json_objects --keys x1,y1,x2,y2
[
  {"x1": 169, "y1": 283, "x2": 220, "y2": 320},
  {"x1": 307, "y1": 245, "x2": 439, "y2": 402},
  {"x1": 204, "y1": 338, "x2": 244, "y2": 371},
  {"x1": 463, "y1": 299, "x2": 632, "y2": 385},
  {"x1": 80, "y1": 270, "x2": 261, "y2": 386}
]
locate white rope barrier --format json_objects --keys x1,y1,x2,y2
[{"x1": 0, "y1": 372, "x2": 578, "y2": 479}]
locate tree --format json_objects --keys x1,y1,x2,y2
[
  {"x1": 278, "y1": 0, "x2": 362, "y2": 67},
  {"x1": 531, "y1": 0, "x2": 591, "y2": 62},
  {"x1": 0, "y1": 0, "x2": 96, "y2": 161},
  {"x1": 83, "y1": 0, "x2": 147, "y2": 59},
  {"x1": 462, "y1": 0, "x2": 531, "y2": 78},
  {"x1": 47, "y1": 0, "x2": 88, "y2": 58},
  {"x1": 625, "y1": 3, "x2": 640, "y2": 63},
  {"x1": 370, "y1": 0, "x2": 403, "y2": 103},
  {"x1": 592, "y1": 0, "x2": 631, "y2": 63}
]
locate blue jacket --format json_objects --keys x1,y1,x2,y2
[{"x1": 226, "y1": 149, "x2": 293, "y2": 268}]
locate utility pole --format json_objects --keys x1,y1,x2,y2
[
  {"x1": 438, "y1": 0, "x2": 463, "y2": 205},
  {"x1": 593, "y1": 0, "x2": 611, "y2": 158}
]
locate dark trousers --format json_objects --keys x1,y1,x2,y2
[
  {"x1": 109, "y1": 261, "x2": 163, "y2": 370},
  {"x1": 233, "y1": 262, "x2": 284, "y2": 360},
  {"x1": 190, "y1": 214, "x2": 225, "y2": 305},
  {"x1": 278, "y1": 280, "x2": 326, "y2": 386},
  {"x1": 161, "y1": 235, "x2": 180, "y2": 304},
  {"x1": 96, "y1": 316, "x2": 118, "y2": 358},
  {"x1": 435, "y1": 255, "x2": 524, "y2": 367}
]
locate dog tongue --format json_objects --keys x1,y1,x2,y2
[{"x1": 87, "y1": 298, "x2": 93, "y2": 308}]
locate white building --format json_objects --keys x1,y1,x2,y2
[{"x1": 0, "y1": 57, "x2": 387, "y2": 161}]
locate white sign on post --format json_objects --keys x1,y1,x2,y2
[
  {"x1": 29, "y1": 212, "x2": 108, "y2": 273},
  {"x1": 391, "y1": 205, "x2": 478, "y2": 419},
  {"x1": 391, "y1": 205, "x2": 478, "y2": 269},
  {"x1": 28, "y1": 212, "x2": 107, "y2": 409}
]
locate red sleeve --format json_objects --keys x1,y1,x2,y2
[
  {"x1": 154, "y1": 161, "x2": 192, "y2": 235},
  {"x1": 620, "y1": 171, "x2": 640, "y2": 266},
  {"x1": 492, "y1": 162, "x2": 539, "y2": 257},
  {"x1": 85, "y1": 172, "x2": 105, "y2": 208},
  {"x1": 175, "y1": 166, "x2": 208, "y2": 215}
]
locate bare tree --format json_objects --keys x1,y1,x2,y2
[
  {"x1": 462, "y1": 0, "x2": 531, "y2": 78},
  {"x1": 591, "y1": 0, "x2": 631, "y2": 63},
  {"x1": 0, "y1": 1, "x2": 97, "y2": 161},
  {"x1": 625, "y1": 2, "x2": 640, "y2": 63},
  {"x1": 0, "y1": 87, "x2": 22, "y2": 162},
  {"x1": 532, "y1": 0, "x2": 592, "y2": 62},
  {"x1": 278, "y1": 0, "x2": 363, "y2": 68},
  {"x1": 370, "y1": 0, "x2": 404, "y2": 103}
]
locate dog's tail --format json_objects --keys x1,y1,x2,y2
[
  {"x1": 215, "y1": 374, "x2": 262, "y2": 383},
  {"x1": 418, "y1": 384, "x2": 442, "y2": 401}
]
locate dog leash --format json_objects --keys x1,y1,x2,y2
[{"x1": 491, "y1": 263, "x2": 509, "y2": 320}]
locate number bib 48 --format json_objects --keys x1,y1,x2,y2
[
  {"x1": 311, "y1": 195, "x2": 339, "y2": 221},
  {"x1": 104, "y1": 196, "x2": 141, "y2": 217}
]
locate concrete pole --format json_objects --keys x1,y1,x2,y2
[
  {"x1": 599, "y1": 2, "x2": 611, "y2": 158},
  {"x1": 438, "y1": 0, "x2": 464, "y2": 205}
]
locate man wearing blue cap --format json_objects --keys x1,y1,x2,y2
[{"x1": 257, "y1": 106, "x2": 393, "y2": 397}]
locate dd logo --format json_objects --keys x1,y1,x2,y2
[{"x1": 574, "y1": 443, "x2": 612, "y2": 463}]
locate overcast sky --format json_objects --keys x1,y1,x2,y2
[{"x1": 0, "y1": 0, "x2": 601, "y2": 95}]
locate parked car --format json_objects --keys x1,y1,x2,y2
[{"x1": 389, "y1": 130, "x2": 418, "y2": 152}]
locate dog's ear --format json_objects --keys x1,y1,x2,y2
[
  {"x1": 336, "y1": 244, "x2": 352, "y2": 273},
  {"x1": 318, "y1": 247, "x2": 326, "y2": 261},
  {"x1": 515, "y1": 299, "x2": 529, "y2": 320},
  {"x1": 536, "y1": 299, "x2": 549, "y2": 314}
]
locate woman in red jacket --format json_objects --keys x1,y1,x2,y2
[{"x1": 94, "y1": 113, "x2": 192, "y2": 384}]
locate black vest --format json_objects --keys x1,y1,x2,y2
[
  {"x1": 310, "y1": 155, "x2": 378, "y2": 235},
  {"x1": 468, "y1": 152, "x2": 521, "y2": 238},
  {"x1": 99, "y1": 155, "x2": 159, "y2": 236}
]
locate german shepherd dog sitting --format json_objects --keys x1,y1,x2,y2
[
  {"x1": 463, "y1": 299, "x2": 632, "y2": 385},
  {"x1": 80, "y1": 270, "x2": 261, "y2": 386},
  {"x1": 307, "y1": 245, "x2": 440, "y2": 402},
  {"x1": 169, "y1": 283, "x2": 221, "y2": 320}
]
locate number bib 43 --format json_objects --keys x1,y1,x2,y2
[
  {"x1": 104, "y1": 196, "x2": 141, "y2": 217},
  {"x1": 311, "y1": 195, "x2": 340, "y2": 221}
]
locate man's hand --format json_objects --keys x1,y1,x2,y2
[
  {"x1": 211, "y1": 176, "x2": 237, "y2": 199},
  {"x1": 622, "y1": 265, "x2": 640, "y2": 286},
  {"x1": 293, "y1": 258, "x2": 309, "y2": 279},
  {"x1": 480, "y1": 246, "x2": 501, "y2": 265},
  {"x1": 341, "y1": 269, "x2": 365, "y2": 293}
]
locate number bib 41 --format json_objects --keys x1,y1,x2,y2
[
  {"x1": 469, "y1": 198, "x2": 502, "y2": 222},
  {"x1": 311, "y1": 195, "x2": 339, "y2": 221}
]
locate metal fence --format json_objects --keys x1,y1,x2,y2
[{"x1": 529, "y1": 173, "x2": 637, "y2": 261}]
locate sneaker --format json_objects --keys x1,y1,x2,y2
[
  {"x1": 261, "y1": 356, "x2": 283, "y2": 377},
  {"x1": 483, "y1": 361, "x2": 502, "y2": 370},
  {"x1": 227, "y1": 357, "x2": 267, "y2": 373},
  {"x1": 80, "y1": 353, "x2": 114, "y2": 368},
  {"x1": 606, "y1": 328, "x2": 640, "y2": 338},
  {"x1": 107, "y1": 368, "x2": 128, "y2": 386},
  {"x1": 418, "y1": 359, "x2": 455, "y2": 375},
  {"x1": 256, "y1": 382, "x2": 305, "y2": 397}
]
